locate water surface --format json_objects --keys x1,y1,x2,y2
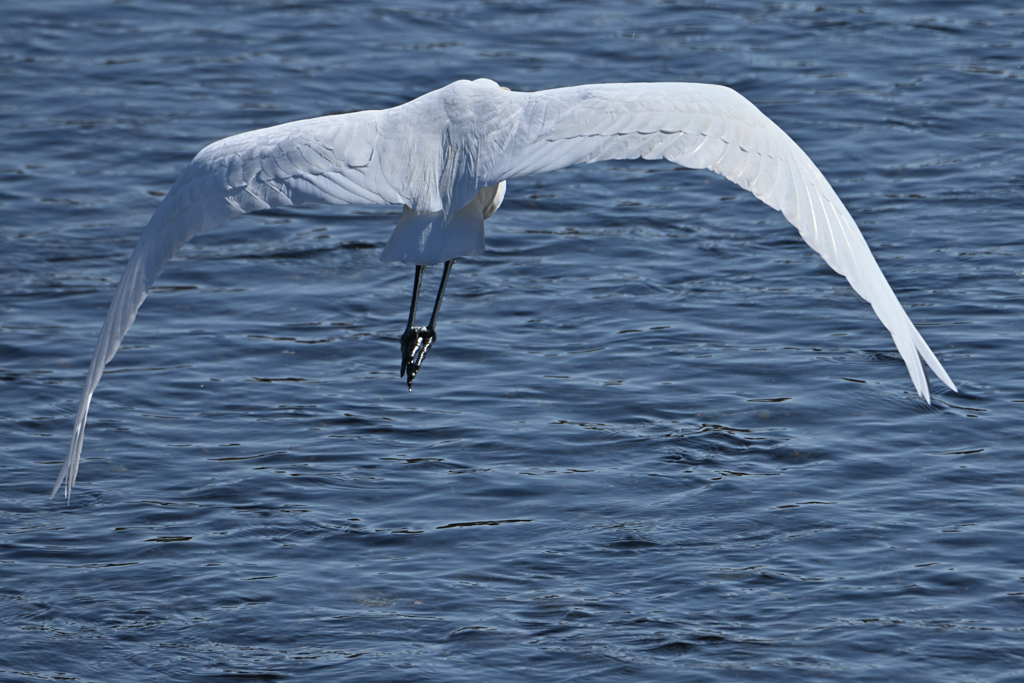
[{"x1": 2, "y1": 1, "x2": 1023, "y2": 681}]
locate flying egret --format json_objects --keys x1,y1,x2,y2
[{"x1": 51, "y1": 78, "x2": 957, "y2": 499}]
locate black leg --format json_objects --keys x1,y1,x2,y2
[
  {"x1": 427, "y1": 258, "x2": 456, "y2": 332},
  {"x1": 406, "y1": 265, "x2": 424, "y2": 331},
  {"x1": 400, "y1": 265, "x2": 425, "y2": 381},
  {"x1": 400, "y1": 259, "x2": 457, "y2": 389}
]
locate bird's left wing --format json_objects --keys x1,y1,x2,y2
[
  {"x1": 52, "y1": 109, "x2": 402, "y2": 499},
  {"x1": 481, "y1": 82, "x2": 955, "y2": 401}
]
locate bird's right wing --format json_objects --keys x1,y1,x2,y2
[
  {"x1": 483, "y1": 83, "x2": 955, "y2": 401},
  {"x1": 53, "y1": 108, "x2": 404, "y2": 499}
]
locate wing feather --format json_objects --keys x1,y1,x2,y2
[
  {"x1": 54, "y1": 79, "x2": 956, "y2": 499},
  {"x1": 486, "y1": 83, "x2": 954, "y2": 402},
  {"x1": 52, "y1": 108, "x2": 400, "y2": 499}
]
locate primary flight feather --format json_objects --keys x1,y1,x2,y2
[{"x1": 52, "y1": 78, "x2": 956, "y2": 499}]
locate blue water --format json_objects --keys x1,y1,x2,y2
[{"x1": 2, "y1": 1, "x2": 1023, "y2": 680}]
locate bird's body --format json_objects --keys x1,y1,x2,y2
[{"x1": 51, "y1": 78, "x2": 956, "y2": 499}]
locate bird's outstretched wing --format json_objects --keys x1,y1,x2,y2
[
  {"x1": 481, "y1": 82, "x2": 955, "y2": 402},
  {"x1": 52, "y1": 108, "x2": 401, "y2": 499},
  {"x1": 53, "y1": 80, "x2": 956, "y2": 499}
]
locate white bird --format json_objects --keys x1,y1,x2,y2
[{"x1": 51, "y1": 78, "x2": 957, "y2": 499}]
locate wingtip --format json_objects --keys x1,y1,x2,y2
[
  {"x1": 913, "y1": 354, "x2": 959, "y2": 405},
  {"x1": 937, "y1": 369, "x2": 958, "y2": 394},
  {"x1": 912, "y1": 371, "x2": 931, "y2": 405},
  {"x1": 49, "y1": 463, "x2": 72, "y2": 501},
  {"x1": 908, "y1": 324, "x2": 957, "y2": 395},
  {"x1": 48, "y1": 477, "x2": 68, "y2": 502},
  {"x1": 51, "y1": 421, "x2": 86, "y2": 501}
]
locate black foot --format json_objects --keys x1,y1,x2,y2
[{"x1": 401, "y1": 325, "x2": 436, "y2": 389}]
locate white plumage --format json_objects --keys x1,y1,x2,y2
[{"x1": 52, "y1": 78, "x2": 956, "y2": 499}]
